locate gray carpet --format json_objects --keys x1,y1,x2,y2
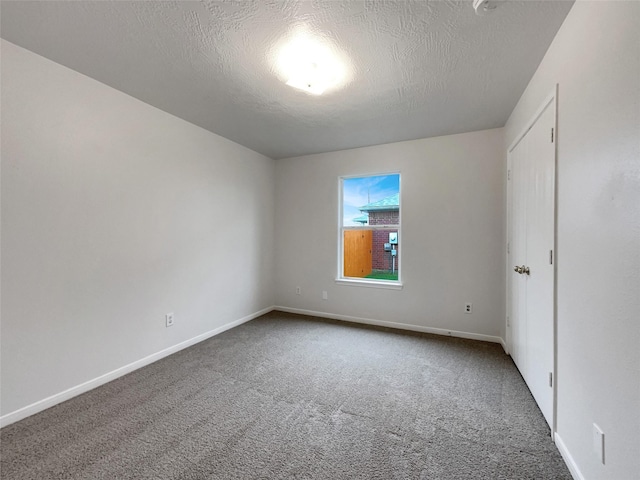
[{"x1": 1, "y1": 312, "x2": 571, "y2": 479}]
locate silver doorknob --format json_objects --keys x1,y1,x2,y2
[
  {"x1": 514, "y1": 266, "x2": 523, "y2": 274},
  {"x1": 523, "y1": 266, "x2": 530, "y2": 275}
]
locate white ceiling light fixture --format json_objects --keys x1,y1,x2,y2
[
  {"x1": 276, "y1": 31, "x2": 349, "y2": 96},
  {"x1": 286, "y1": 60, "x2": 334, "y2": 96},
  {"x1": 473, "y1": 0, "x2": 498, "y2": 16}
]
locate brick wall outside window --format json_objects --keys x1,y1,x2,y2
[
  {"x1": 368, "y1": 210, "x2": 399, "y2": 272},
  {"x1": 368, "y1": 210, "x2": 399, "y2": 226}
]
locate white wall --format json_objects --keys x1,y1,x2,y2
[
  {"x1": 505, "y1": 2, "x2": 640, "y2": 479},
  {"x1": 274, "y1": 128, "x2": 505, "y2": 341},
  {"x1": 0, "y1": 40, "x2": 275, "y2": 419}
]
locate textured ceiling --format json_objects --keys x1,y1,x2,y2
[{"x1": 0, "y1": 1, "x2": 573, "y2": 159}]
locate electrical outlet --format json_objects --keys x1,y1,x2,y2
[
  {"x1": 593, "y1": 423, "x2": 605, "y2": 464},
  {"x1": 296, "y1": 286, "x2": 301, "y2": 295},
  {"x1": 464, "y1": 303, "x2": 473, "y2": 314},
  {"x1": 166, "y1": 312, "x2": 174, "y2": 327},
  {"x1": 322, "y1": 291, "x2": 328, "y2": 300}
]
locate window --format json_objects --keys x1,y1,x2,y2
[{"x1": 338, "y1": 173, "x2": 401, "y2": 288}]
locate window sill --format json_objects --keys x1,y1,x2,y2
[{"x1": 335, "y1": 278, "x2": 403, "y2": 290}]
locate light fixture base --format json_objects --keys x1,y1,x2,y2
[{"x1": 473, "y1": 0, "x2": 497, "y2": 16}]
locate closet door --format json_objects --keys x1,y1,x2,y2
[
  {"x1": 508, "y1": 93, "x2": 556, "y2": 429},
  {"x1": 510, "y1": 130, "x2": 528, "y2": 376},
  {"x1": 522, "y1": 103, "x2": 555, "y2": 428}
]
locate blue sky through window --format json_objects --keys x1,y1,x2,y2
[{"x1": 342, "y1": 174, "x2": 400, "y2": 226}]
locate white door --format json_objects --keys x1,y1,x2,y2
[
  {"x1": 509, "y1": 94, "x2": 556, "y2": 429},
  {"x1": 510, "y1": 130, "x2": 528, "y2": 375}
]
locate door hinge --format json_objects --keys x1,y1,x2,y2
[
  {"x1": 507, "y1": 169, "x2": 511, "y2": 180},
  {"x1": 507, "y1": 242, "x2": 510, "y2": 254},
  {"x1": 550, "y1": 249, "x2": 553, "y2": 265},
  {"x1": 551, "y1": 128, "x2": 554, "y2": 143},
  {"x1": 549, "y1": 372, "x2": 553, "y2": 387}
]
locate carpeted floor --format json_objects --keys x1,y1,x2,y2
[{"x1": 1, "y1": 312, "x2": 571, "y2": 479}]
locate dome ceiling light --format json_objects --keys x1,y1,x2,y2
[{"x1": 275, "y1": 31, "x2": 349, "y2": 96}]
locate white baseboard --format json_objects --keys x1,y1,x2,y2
[
  {"x1": 554, "y1": 432, "x2": 585, "y2": 480},
  {"x1": 274, "y1": 306, "x2": 505, "y2": 345},
  {"x1": 1, "y1": 305, "x2": 507, "y2": 427},
  {"x1": 0, "y1": 306, "x2": 274, "y2": 428},
  {"x1": 500, "y1": 337, "x2": 509, "y2": 354}
]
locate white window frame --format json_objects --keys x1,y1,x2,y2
[{"x1": 336, "y1": 172, "x2": 403, "y2": 290}]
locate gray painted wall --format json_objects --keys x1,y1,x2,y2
[
  {"x1": 505, "y1": 2, "x2": 640, "y2": 478},
  {"x1": 274, "y1": 128, "x2": 505, "y2": 340},
  {"x1": 1, "y1": 40, "x2": 276, "y2": 417}
]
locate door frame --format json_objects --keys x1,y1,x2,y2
[{"x1": 505, "y1": 85, "x2": 558, "y2": 435}]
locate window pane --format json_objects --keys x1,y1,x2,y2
[
  {"x1": 342, "y1": 173, "x2": 400, "y2": 282},
  {"x1": 343, "y1": 229, "x2": 399, "y2": 280},
  {"x1": 343, "y1": 174, "x2": 400, "y2": 227}
]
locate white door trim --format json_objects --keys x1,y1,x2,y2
[{"x1": 508, "y1": 86, "x2": 558, "y2": 154}]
